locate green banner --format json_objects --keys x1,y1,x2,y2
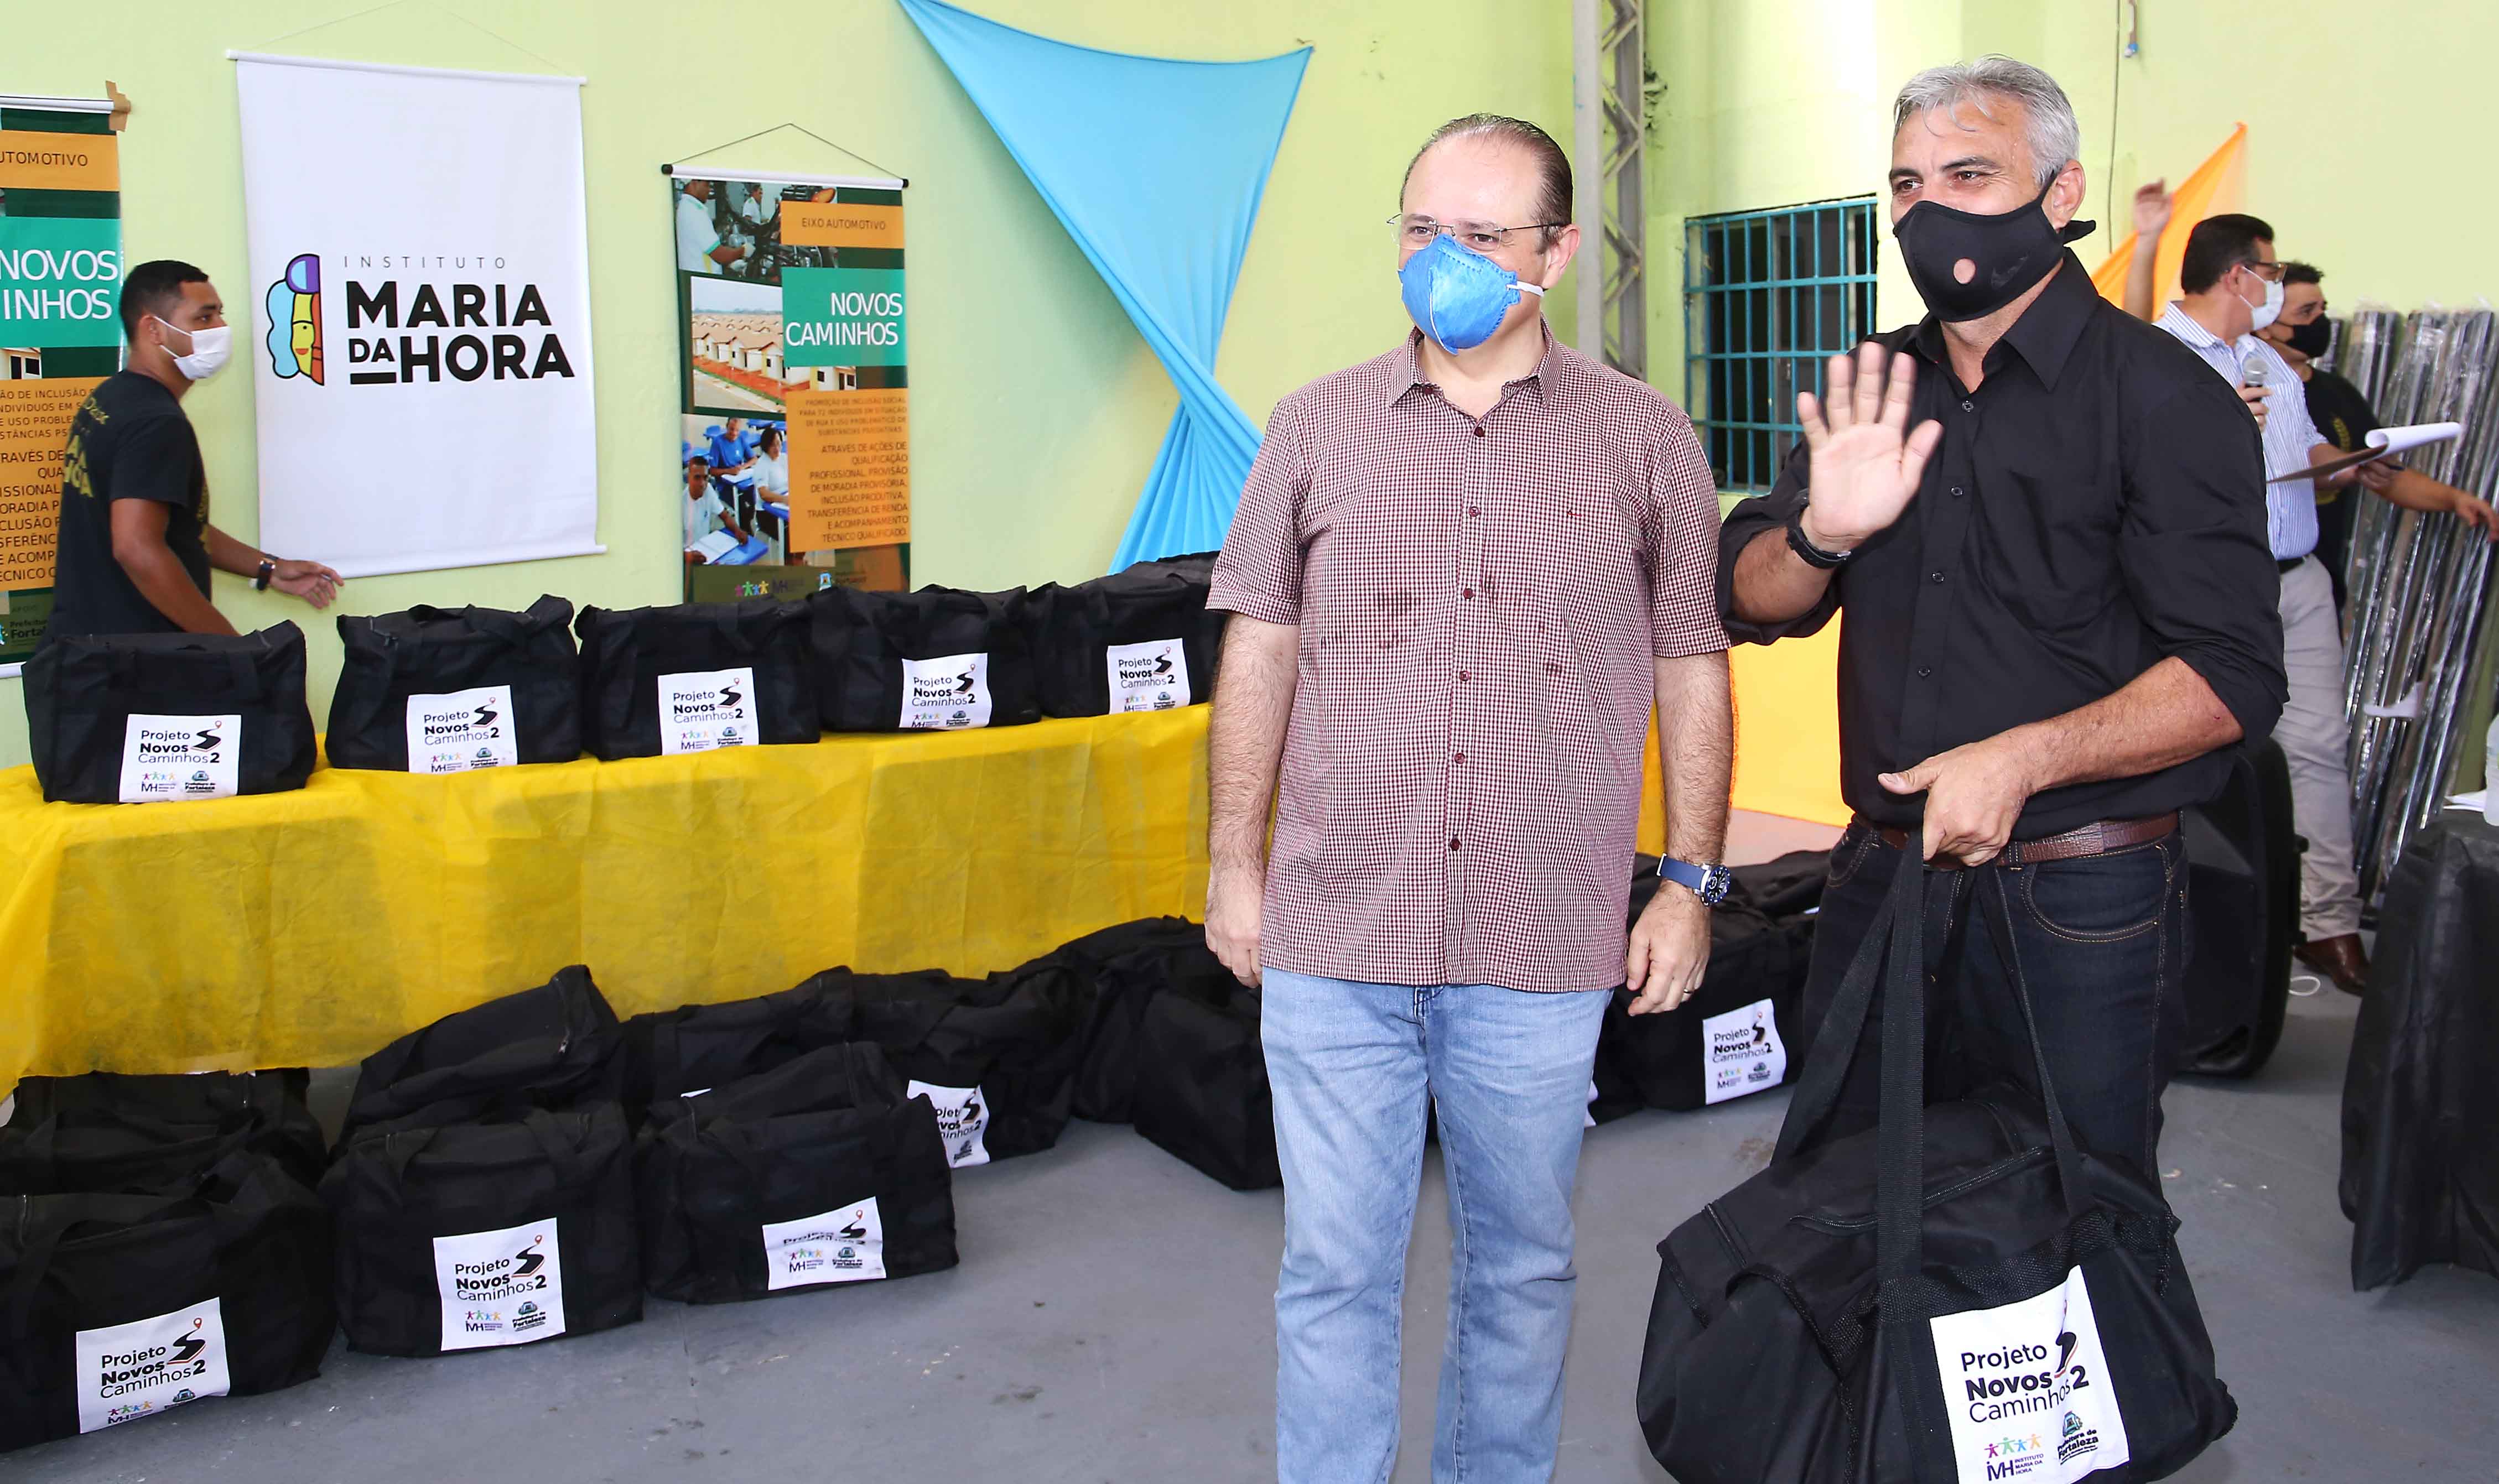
[
  {"x1": 0, "y1": 218, "x2": 122, "y2": 347},
  {"x1": 782, "y1": 267, "x2": 907, "y2": 368},
  {"x1": 0, "y1": 101, "x2": 120, "y2": 668}
]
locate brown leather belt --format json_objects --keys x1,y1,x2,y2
[{"x1": 1868, "y1": 812, "x2": 2178, "y2": 868}]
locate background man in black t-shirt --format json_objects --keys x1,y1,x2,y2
[
  {"x1": 2260, "y1": 261, "x2": 2499, "y2": 609},
  {"x1": 47, "y1": 259, "x2": 341, "y2": 640}
]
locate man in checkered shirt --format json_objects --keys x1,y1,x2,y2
[{"x1": 1205, "y1": 114, "x2": 1734, "y2": 1483}]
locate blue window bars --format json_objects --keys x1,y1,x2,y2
[{"x1": 1684, "y1": 197, "x2": 1879, "y2": 492}]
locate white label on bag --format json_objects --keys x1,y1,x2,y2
[
  {"x1": 657, "y1": 666, "x2": 759, "y2": 755},
  {"x1": 1584, "y1": 1078, "x2": 1599, "y2": 1129},
  {"x1": 900, "y1": 653, "x2": 991, "y2": 730},
  {"x1": 75, "y1": 1299, "x2": 231, "y2": 1433},
  {"x1": 433, "y1": 1219, "x2": 567, "y2": 1351},
  {"x1": 1105, "y1": 638, "x2": 1190, "y2": 712},
  {"x1": 1701, "y1": 997, "x2": 1788, "y2": 1105},
  {"x1": 404, "y1": 684, "x2": 519, "y2": 774},
  {"x1": 1929, "y1": 1267, "x2": 2132, "y2": 1483},
  {"x1": 908, "y1": 1080, "x2": 991, "y2": 1168},
  {"x1": 118, "y1": 713, "x2": 242, "y2": 804},
  {"x1": 761, "y1": 1197, "x2": 887, "y2": 1289}
]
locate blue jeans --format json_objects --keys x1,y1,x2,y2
[
  {"x1": 1263, "y1": 971, "x2": 1610, "y2": 1484},
  {"x1": 1780, "y1": 825, "x2": 2191, "y2": 1180}
]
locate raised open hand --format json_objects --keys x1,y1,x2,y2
[
  {"x1": 1793, "y1": 342, "x2": 1944, "y2": 550},
  {"x1": 2131, "y1": 179, "x2": 2174, "y2": 241}
]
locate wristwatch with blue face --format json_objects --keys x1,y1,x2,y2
[{"x1": 1655, "y1": 855, "x2": 1734, "y2": 907}]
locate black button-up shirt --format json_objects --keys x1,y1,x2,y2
[{"x1": 1715, "y1": 253, "x2": 2288, "y2": 839}]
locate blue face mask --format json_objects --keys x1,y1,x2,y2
[{"x1": 1398, "y1": 232, "x2": 1547, "y2": 352}]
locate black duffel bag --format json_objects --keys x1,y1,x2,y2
[
  {"x1": 811, "y1": 585, "x2": 1040, "y2": 732},
  {"x1": 803, "y1": 966, "x2": 1086, "y2": 1168},
  {"x1": 1636, "y1": 851, "x2": 2235, "y2": 1483},
  {"x1": 328, "y1": 597, "x2": 582, "y2": 772},
  {"x1": 1131, "y1": 964, "x2": 1277, "y2": 1190},
  {"x1": 619, "y1": 977, "x2": 860, "y2": 1116},
  {"x1": 1009, "y1": 917, "x2": 1210, "y2": 1124},
  {"x1": 1030, "y1": 563, "x2": 1220, "y2": 717},
  {"x1": 325, "y1": 1103, "x2": 640, "y2": 1357},
  {"x1": 575, "y1": 598, "x2": 817, "y2": 760},
  {"x1": 1605, "y1": 892, "x2": 1807, "y2": 1113},
  {"x1": 0, "y1": 1152, "x2": 332, "y2": 1450},
  {"x1": 0, "y1": 1071, "x2": 326, "y2": 1194},
  {"x1": 23, "y1": 624, "x2": 316, "y2": 804},
  {"x1": 637, "y1": 1044, "x2": 958, "y2": 1303},
  {"x1": 341, "y1": 965, "x2": 624, "y2": 1141}
]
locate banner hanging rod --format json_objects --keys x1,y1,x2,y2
[{"x1": 659, "y1": 164, "x2": 905, "y2": 190}]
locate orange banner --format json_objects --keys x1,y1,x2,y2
[
  {"x1": 0, "y1": 131, "x2": 117, "y2": 191},
  {"x1": 2093, "y1": 124, "x2": 2246, "y2": 311},
  {"x1": 0, "y1": 377, "x2": 101, "y2": 589},
  {"x1": 783, "y1": 201, "x2": 906, "y2": 251},
  {"x1": 787, "y1": 386, "x2": 911, "y2": 549}
]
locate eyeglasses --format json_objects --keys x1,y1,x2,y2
[
  {"x1": 2238, "y1": 258, "x2": 2287, "y2": 283},
  {"x1": 1389, "y1": 214, "x2": 1566, "y2": 252}
]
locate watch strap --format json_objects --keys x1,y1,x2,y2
[{"x1": 1785, "y1": 504, "x2": 1853, "y2": 569}]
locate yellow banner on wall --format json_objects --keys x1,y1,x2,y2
[
  {"x1": 788, "y1": 384, "x2": 912, "y2": 549},
  {"x1": 0, "y1": 129, "x2": 117, "y2": 191},
  {"x1": 783, "y1": 200, "x2": 905, "y2": 249},
  {"x1": 0, "y1": 377, "x2": 102, "y2": 590}
]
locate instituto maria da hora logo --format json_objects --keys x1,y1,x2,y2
[{"x1": 263, "y1": 251, "x2": 577, "y2": 387}]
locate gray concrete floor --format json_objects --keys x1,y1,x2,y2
[{"x1": 9, "y1": 984, "x2": 2493, "y2": 1482}]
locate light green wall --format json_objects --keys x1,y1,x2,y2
[
  {"x1": 1646, "y1": 0, "x2": 2499, "y2": 405},
  {"x1": 0, "y1": 0, "x2": 1576, "y2": 768}
]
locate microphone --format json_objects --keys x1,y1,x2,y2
[{"x1": 2241, "y1": 352, "x2": 2268, "y2": 390}]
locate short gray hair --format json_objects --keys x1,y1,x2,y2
[{"x1": 1892, "y1": 56, "x2": 2081, "y2": 190}]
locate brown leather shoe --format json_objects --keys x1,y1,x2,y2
[{"x1": 2295, "y1": 933, "x2": 2370, "y2": 996}]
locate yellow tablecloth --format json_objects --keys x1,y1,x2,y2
[
  {"x1": 0, "y1": 692, "x2": 1770, "y2": 1085},
  {"x1": 0, "y1": 710, "x2": 1218, "y2": 1085}
]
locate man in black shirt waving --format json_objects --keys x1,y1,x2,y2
[
  {"x1": 1715, "y1": 57, "x2": 2286, "y2": 1179},
  {"x1": 48, "y1": 259, "x2": 340, "y2": 641}
]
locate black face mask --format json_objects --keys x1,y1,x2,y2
[
  {"x1": 2281, "y1": 315, "x2": 2332, "y2": 359},
  {"x1": 1892, "y1": 186, "x2": 2094, "y2": 322}
]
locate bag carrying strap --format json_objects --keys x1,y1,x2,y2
[
  {"x1": 377, "y1": 1107, "x2": 588, "y2": 1205},
  {"x1": 4, "y1": 1191, "x2": 199, "y2": 1340},
  {"x1": 1772, "y1": 847, "x2": 1923, "y2": 1163},
  {"x1": 109, "y1": 646, "x2": 262, "y2": 704},
  {"x1": 1975, "y1": 869, "x2": 2096, "y2": 1233}
]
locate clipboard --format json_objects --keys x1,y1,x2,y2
[{"x1": 2269, "y1": 421, "x2": 2462, "y2": 483}]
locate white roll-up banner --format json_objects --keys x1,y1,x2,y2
[{"x1": 235, "y1": 54, "x2": 602, "y2": 577}]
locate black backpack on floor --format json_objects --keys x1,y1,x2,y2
[
  {"x1": 341, "y1": 966, "x2": 624, "y2": 1141},
  {"x1": 810, "y1": 585, "x2": 1040, "y2": 732},
  {"x1": 1636, "y1": 851, "x2": 2235, "y2": 1482},
  {"x1": 1131, "y1": 966, "x2": 1277, "y2": 1190},
  {"x1": 575, "y1": 599, "x2": 817, "y2": 759},
  {"x1": 1009, "y1": 917, "x2": 1210, "y2": 1124},
  {"x1": 0, "y1": 1071, "x2": 325, "y2": 1194},
  {"x1": 1028, "y1": 563, "x2": 1221, "y2": 717},
  {"x1": 328, "y1": 597, "x2": 583, "y2": 772},
  {"x1": 803, "y1": 967, "x2": 1087, "y2": 1167},
  {"x1": 23, "y1": 624, "x2": 316, "y2": 804},
  {"x1": 324, "y1": 1104, "x2": 640, "y2": 1357},
  {"x1": 0, "y1": 1153, "x2": 333, "y2": 1451},
  {"x1": 636, "y1": 1045, "x2": 958, "y2": 1303}
]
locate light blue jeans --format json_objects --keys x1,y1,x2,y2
[{"x1": 1263, "y1": 970, "x2": 1610, "y2": 1484}]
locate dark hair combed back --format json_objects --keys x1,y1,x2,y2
[
  {"x1": 2282, "y1": 261, "x2": 2324, "y2": 288},
  {"x1": 120, "y1": 259, "x2": 210, "y2": 343},
  {"x1": 2179, "y1": 214, "x2": 2276, "y2": 294},
  {"x1": 1402, "y1": 114, "x2": 1573, "y2": 246}
]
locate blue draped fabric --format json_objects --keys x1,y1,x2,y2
[{"x1": 897, "y1": 0, "x2": 1310, "y2": 569}]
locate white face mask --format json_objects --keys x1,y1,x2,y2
[
  {"x1": 152, "y1": 315, "x2": 232, "y2": 383},
  {"x1": 2241, "y1": 270, "x2": 2284, "y2": 334}
]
